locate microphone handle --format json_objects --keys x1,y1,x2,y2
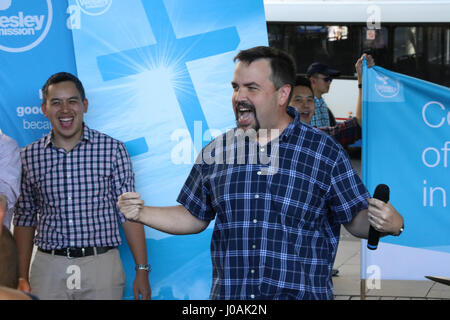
[{"x1": 367, "y1": 184, "x2": 390, "y2": 250}]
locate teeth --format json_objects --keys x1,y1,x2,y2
[{"x1": 60, "y1": 118, "x2": 73, "y2": 122}]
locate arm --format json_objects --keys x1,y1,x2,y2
[
  {"x1": 112, "y1": 143, "x2": 151, "y2": 299},
  {"x1": 122, "y1": 221, "x2": 151, "y2": 300},
  {"x1": 118, "y1": 192, "x2": 210, "y2": 235},
  {"x1": 319, "y1": 118, "x2": 361, "y2": 147},
  {"x1": 13, "y1": 226, "x2": 35, "y2": 292},
  {"x1": 355, "y1": 54, "x2": 375, "y2": 126},
  {"x1": 0, "y1": 195, "x2": 6, "y2": 226},
  {"x1": 344, "y1": 199, "x2": 404, "y2": 239}
]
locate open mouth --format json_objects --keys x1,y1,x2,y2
[
  {"x1": 59, "y1": 117, "x2": 74, "y2": 129},
  {"x1": 236, "y1": 102, "x2": 255, "y2": 127}
]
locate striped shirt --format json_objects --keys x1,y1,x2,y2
[
  {"x1": 14, "y1": 125, "x2": 135, "y2": 250},
  {"x1": 310, "y1": 96, "x2": 330, "y2": 127},
  {"x1": 177, "y1": 106, "x2": 369, "y2": 300}
]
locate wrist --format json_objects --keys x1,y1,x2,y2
[
  {"x1": 393, "y1": 223, "x2": 404, "y2": 236},
  {"x1": 135, "y1": 263, "x2": 152, "y2": 273}
]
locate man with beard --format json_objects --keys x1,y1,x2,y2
[{"x1": 118, "y1": 46, "x2": 404, "y2": 300}]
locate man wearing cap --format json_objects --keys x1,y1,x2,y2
[
  {"x1": 295, "y1": 54, "x2": 375, "y2": 147},
  {"x1": 307, "y1": 62, "x2": 341, "y2": 127}
]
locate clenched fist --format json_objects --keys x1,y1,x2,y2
[{"x1": 118, "y1": 192, "x2": 145, "y2": 222}]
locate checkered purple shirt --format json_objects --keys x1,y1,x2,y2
[
  {"x1": 177, "y1": 107, "x2": 369, "y2": 300},
  {"x1": 14, "y1": 125, "x2": 135, "y2": 250}
]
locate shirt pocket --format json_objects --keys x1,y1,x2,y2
[{"x1": 269, "y1": 179, "x2": 326, "y2": 229}]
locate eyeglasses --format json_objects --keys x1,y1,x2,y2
[{"x1": 317, "y1": 76, "x2": 333, "y2": 83}]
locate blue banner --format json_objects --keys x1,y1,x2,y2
[
  {"x1": 68, "y1": 0, "x2": 268, "y2": 299},
  {"x1": 362, "y1": 62, "x2": 450, "y2": 280},
  {"x1": 0, "y1": 0, "x2": 76, "y2": 147}
]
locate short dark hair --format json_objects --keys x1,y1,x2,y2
[
  {"x1": 295, "y1": 76, "x2": 313, "y2": 91},
  {"x1": 233, "y1": 46, "x2": 296, "y2": 97},
  {"x1": 42, "y1": 72, "x2": 86, "y2": 103}
]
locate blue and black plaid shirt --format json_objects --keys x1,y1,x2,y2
[
  {"x1": 178, "y1": 107, "x2": 369, "y2": 300},
  {"x1": 310, "y1": 96, "x2": 330, "y2": 127}
]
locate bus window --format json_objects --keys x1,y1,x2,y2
[
  {"x1": 267, "y1": 24, "x2": 361, "y2": 78},
  {"x1": 426, "y1": 26, "x2": 450, "y2": 86},
  {"x1": 393, "y1": 26, "x2": 424, "y2": 79},
  {"x1": 362, "y1": 27, "x2": 389, "y2": 68}
]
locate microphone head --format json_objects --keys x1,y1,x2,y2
[{"x1": 373, "y1": 184, "x2": 390, "y2": 203}]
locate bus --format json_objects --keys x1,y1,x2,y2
[{"x1": 264, "y1": 0, "x2": 450, "y2": 121}]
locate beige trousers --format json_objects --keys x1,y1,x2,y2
[{"x1": 30, "y1": 248, "x2": 125, "y2": 300}]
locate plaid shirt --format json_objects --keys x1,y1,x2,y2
[
  {"x1": 319, "y1": 117, "x2": 361, "y2": 147},
  {"x1": 310, "y1": 96, "x2": 330, "y2": 127},
  {"x1": 178, "y1": 107, "x2": 369, "y2": 300},
  {"x1": 14, "y1": 125, "x2": 134, "y2": 250}
]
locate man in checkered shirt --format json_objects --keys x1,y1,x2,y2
[
  {"x1": 118, "y1": 46, "x2": 404, "y2": 300},
  {"x1": 14, "y1": 72, "x2": 151, "y2": 300}
]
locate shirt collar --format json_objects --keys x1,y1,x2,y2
[
  {"x1": 280, "y1": 106, "x2": 300, "y2": 141},
  {"x1": 44, "y1": 123, "x2": 93, "y2": 149}
]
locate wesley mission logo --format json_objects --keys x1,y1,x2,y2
[
  {"x1": 374, "y1": 73, "x2": 401, "y2": 98},
  {"x1": 0, "y1": 0, "x2": 52, "y2": 53},
  {"x1": 76, "y1": 0, "x2": 112, "y2": 16}
]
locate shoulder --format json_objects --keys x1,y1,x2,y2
[
  {"x1": 0, "y1": 134, "x2": 18, "y2": 148},
  {"x1": 86, "y1": 127, "x2": 126, "y2": 148},
  {"x1": 291, "y1": 120, "x2": 345, "y2": 159},
  {"x1": 21, "y1": 135, "x2": 47, "y2": 157}
]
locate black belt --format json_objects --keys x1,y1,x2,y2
[{"x1": 38, "y1": 246, "x2": 115, "y2": 259}]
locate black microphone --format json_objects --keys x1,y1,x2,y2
[{"x1": 367, "y1": 184, "x2": 390, "y2": 250}]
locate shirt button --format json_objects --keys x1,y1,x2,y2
[
  {"x1": 257, "y1": 171, "x2": 262, "y2": 175},
  {"x1": 260, "y1": 147, "x2": 265, "y2": 152},
  {"x1": 252, "y1": 244, "x2": 256, "y2": 249},
  {"x1": 250, "y1": 294, "x2": 255, "y2": 299},
  {"x1": 251, "y1": 269, "x2": 255, "y2": 274},
  {"x1": 70, "y1": 242, "x2": 75, "y2": 246},
  {"x1": 253, "y1": 219, "x2": 258, "y2": 224},
  {"x1": 67, "y1": 174, "x2": 71, "y2": 178},
  {"x1": 254, "y1": 194, "x2": 259, "y2": 199},
  {"x1": 69, "y1": 219, "x2": 73, "y2": 224}
]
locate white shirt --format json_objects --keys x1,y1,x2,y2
[{"x1": 0, "y1": 133, "x2": 21, "y2": 229}]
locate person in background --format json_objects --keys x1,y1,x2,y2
[
  {"x1": 307, "y1": 62, "x2": 341, "y2": 127},
  {"x1": 292, "y1": 54, "x2": 374, "y2": 147},
  {"x1": 13, "y1": 72, "x2": 151, "y2": 300},
  {"x1": 0, "y1": 132, "x2": 21, "y2": 231}
]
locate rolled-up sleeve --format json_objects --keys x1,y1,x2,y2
[
  {"x1": 112, "y1": 141, "x2": 136, "y2": 223},
  {"x1": 13, "y1": 149, "x2": 39, "y2": 227}
]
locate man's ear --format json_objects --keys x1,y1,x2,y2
[
  {"x1": 83, "y1": 99, "x2": 88, "y2": 113},
  {"x1": 41, "y1": 102, "x2": 48, "y2": 117},
  {"x1": 278, "y1": 84, "x2": 292, "y2": 107}
]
